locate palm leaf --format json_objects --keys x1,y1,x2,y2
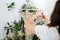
[{"x1": 6, "y1": 29, "x2": 9, "y2": 35}]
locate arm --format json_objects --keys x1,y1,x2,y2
[
  {"x1": 24, "y1": 14, "x2": 37, "y2": 34},
  {"x1": 24, "y1": 10, "x2": 49, "y2": 34}
]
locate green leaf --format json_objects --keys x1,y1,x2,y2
[
  {"x1": 7, "y1": 6, "x2": 10, "y2": 8},
  {"x1": 7, "y1": 22, "x2": 10, "y2": 25},
  {"x1": 6, "y1": 29, "x2": 9, "y2": 35},
  {"x1": 33, "y1": 34, "x2": 39, "y2": 40},
  {"x1": 9, "y1": 25, "x2": 12, "y2": 27},
  {"x1": 21, "y1": 17, "x2": 24, "y2": 24},
  {"x1": 28, "y1": 10, "x2": 36, "y2": 13},
  {"x1": 10, "y1": 5, "x2": 12, "y2": 8},
  {"x1": 11, "y1": 2, "x2": 15, "y2": 6},
  {"x1": 4, "y1": 27, "x2": 8, "y2": 29},
  {"x1": 13, "y1": 20, "x2": 17, "y2": 24},
  {"x1": 22, "y1": 10, "x2": 26, "y2": 12},
  {"x1": 22, "y1": 4, "x2": 27, "y2": 9},
  {"x1": 10, "y1": 28, "x2": 13, "y2": 33}
]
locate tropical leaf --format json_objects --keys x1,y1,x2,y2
[
  {"x1": 7, "y1": 22, "x2": 10, "y2": 25},
  {"x1": 11, "y1": 2, "x2": 15, "y2": 6},
  {"x1": 22, "y1": 4, "x2": 27, "y2": 9},
  {"x1": 4, "y1": 27, "x2": 8, "y2": 30},
  {"x1": 10, "y1": 28, "x2": 13, "y2": 33},
  {"x1": 6, "y1": 29, "x2": 9, "y2": 35}
]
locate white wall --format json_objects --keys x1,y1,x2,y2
[
  {"x1": 45, "y1": 0, "x2": 57, "y2": 18},
  {"x1": 0, "y1": 0, "x2": 26, "y2": 39},
  {"x1": 31, "y1": 0, "x2": 57, "y2": 18},
  {"x1": 0, "y1": 0, "x2": 57, "y2": 39}
]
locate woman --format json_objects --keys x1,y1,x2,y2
[{"x1": 24, "y1": 1, "x2": 60, "y2": 40}]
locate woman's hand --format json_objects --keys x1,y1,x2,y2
[
  {"x1": 36, "y1": 10, "x2": 50, "y2": 24},
  {"x1": 36, "y1": 10, "x2": 42, "y2": 16}
]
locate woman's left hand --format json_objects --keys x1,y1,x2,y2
[{"x1": 36, "y1": 10, "x2": 50, "y2": 24}]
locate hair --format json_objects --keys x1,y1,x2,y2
[{"x1": 47, "y1": 1, "x2": 60, "y2": 34}]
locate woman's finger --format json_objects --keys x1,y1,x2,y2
[{"x1": 36, "y1": 10, "x2": 43, "y2": 16}]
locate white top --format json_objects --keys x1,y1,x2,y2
[{"x1": 35, "y1": 25, "x2": 59, "y2": 40}]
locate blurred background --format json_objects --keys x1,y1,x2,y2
[{"x1": 0, "y1": 0, "x2": 57, "y2": 40}]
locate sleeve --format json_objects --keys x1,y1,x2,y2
[{"x1": 35, "y1": 25, "x2": 49, "y2": 40}]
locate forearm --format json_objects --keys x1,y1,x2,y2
[{"x1": 24, "y1": 14, "x2": 37, "y2": 34}]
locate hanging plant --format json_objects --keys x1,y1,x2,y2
[{"x1": 6, "y1": 2, "x2": 15, "y2": 11}]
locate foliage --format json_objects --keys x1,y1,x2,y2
[
  {"x1": 4, "y1": 17, "x2": 24, "y2": 40},
  {"x1": 2, "y1": 36, "x2": 13, "y2": 40},
  {"x1": 6, "y1": 2, "x2": 15, "y2": 11},
  {"x1": 4, "y1": 17, "x2": 24, "y2": 35},
  {"x1": 4, "y1": 22, "x2": 13, "y2": 35},
  {"x1": 21, "y1": 0, "x2": 36, "y2": 13},
  {"x1": 21, "y1": 4, "x2": 27, "y2": 9},
  {"x1": 32, "y1": 34, "x2": 39, "y2": 40},
  {"x1": 5, "y1": 36, "x2": 13, "y2": 40}
]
